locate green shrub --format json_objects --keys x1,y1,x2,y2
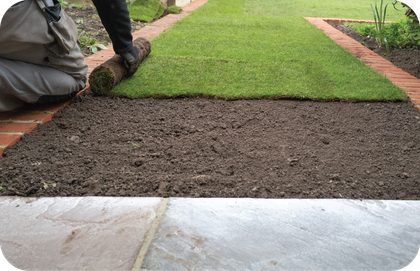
[
  {"x1": 168, "y1": 5, "x2": 182, "y2": 14},
  {"x1": 346, "y1": 18, "x2": 420, "y2": 48}
]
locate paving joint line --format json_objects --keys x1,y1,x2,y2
[
  {"x1": 0, "y1": 132, "x2": 25, "y2": 135},
  {"x1": 131, "y1": 198, "x2": 169, "y2": 271},
  {"x1": 0, "y1": 120, "x2": 43, "y2": 124}
]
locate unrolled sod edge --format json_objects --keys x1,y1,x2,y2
[{"x1": 89, "y1": 37, "x2": 152, "y2": 95}]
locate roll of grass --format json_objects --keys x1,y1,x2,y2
[
  {"x1": 89, "y1": 38, "x2": 151, "y2": 95},
  {"x1": 128, "y1": 0, "x2": 167, "y2": 22},
  {"x1": 168, "y1": 6, "x2": 182, "y2": 14}
]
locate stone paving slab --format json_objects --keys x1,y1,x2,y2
[
  {"x1": 0, "y1": 197, "x2": 163, "y2": 271},
  {"x1": 143, "y1": 198, "x2": 420, "y2": 271}
]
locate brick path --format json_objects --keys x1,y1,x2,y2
[{"x1": 0, "y1": 11, "x2": 418, "y2": 156}]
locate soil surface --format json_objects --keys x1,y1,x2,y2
[
  {"x1": 1, "y1": 95, "x2": 420, "y2": 200},
  {"x1": 1, "y1": 11, "x2": 419, "y2": 200},
  {"x1": 332, "y1": 23, "x2": 420, "y2": 79}
]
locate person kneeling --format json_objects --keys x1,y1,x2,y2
[{"x1": 0, "y1": 0, "x2": 87, "y2": 112}]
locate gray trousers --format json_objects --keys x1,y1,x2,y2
[
  {"x1": 0, "y1": 0, "x2": 88, "y2": 112},
  {"x1": 0, "y1": 58, "x2": 85, "y2": 112}
]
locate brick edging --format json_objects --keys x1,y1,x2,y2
[
  {"x1": 305, "y1": 17, "x2": 420, "y2": 110},
  {"x1": 319, "y1": 18, "x2": 392, "y2": 25},
  {"x1": 0, "y1": 0, "x2": 208, "y2": 156}
]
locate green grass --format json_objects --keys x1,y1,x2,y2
[
  {"x1": 168, "y1": 5, "x2": 182, "y2": 14},
  {"x1": 113, "y1": 56, "x2": 338, "y2": 99},
  {"x1": 113, "y1": 0, "x2": 408, "y2": 101},
  {"x1": 245, "y1": 0, "x2": 405, "y2": 20},
  {"x1": 128, "y1": 0, "x2": 166, "y2": 22}
]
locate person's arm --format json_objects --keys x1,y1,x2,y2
[{"x1": 91, "y1": 0, "x2": 140, "y2": 76}]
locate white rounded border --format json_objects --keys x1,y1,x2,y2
[{"x1": 0, "y1": 0, "x2": 22, "y2": 27}]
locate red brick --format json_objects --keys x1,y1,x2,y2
[
  {"x1": 85, "y1": 56, "x2": 111, "y2": 61},
  {"x1": 23, "y1": 103, "x2": 65, "y2": 114},
  {"x1": 0, "y1": 112, "x2": 52, "y2": 123},
  {"x1": 0, "y1": 123, "x2": 37, "y2": 133},
  {"x1": 389, "y1": 78, "x2": 420, "y2": 83},
  {"x1": 411, "y1": 100, "x2": 420, "y2": 105},
  {"x1": 375, "y1": 69, "x2": 409, "y2": 75},
  {"x1": 0, "y1": 134, "x2": 22, "y2": 146},
  {"x1": 84, "y1": 60, "x2": 103, "y2": 66},
  {"x1": 393, "y1": 83, "x2": 420, "y2": 88},
  {"x1": 400, "y1": 88, "x2": 420, "y2": 93},
  {"x1": 407, "y1": 94, "x2": 420, "y2": 99},
  {"x1": 0, "y1": 112, "x2": 9, "y2": 120},
  {"x1": 367, "y1": 64, "x2": 397, "y2": 69},
  {"x1": 385, "y1": 74, "x2": 417, "y2": 80}
]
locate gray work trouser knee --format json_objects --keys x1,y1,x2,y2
[{"x1": 0, "y1": 58, "x2": 85, "y2": 112}]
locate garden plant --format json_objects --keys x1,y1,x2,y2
[{"x1": 370, "y1": 0, "x2": 390, "y2": 48}]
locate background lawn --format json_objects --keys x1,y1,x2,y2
[
  {"x1": 111, "y1": 0, "x2": 407, "y2": 101},
  {"x1": 245, "y1": 0, "x2": 405, "y2": 20}
]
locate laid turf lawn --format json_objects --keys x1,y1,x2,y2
[
  {"x1": 112, "y1": 0, "x2": 407, "y2": 101},
  {"x1": 245, "y1": 0, "x2": 405, "y2": 20},
  {"x1": 168, "y1": 5, "x2": 183, "y2": 14},
  {"x1": 128, "y1": 0, "x2": 166, "y2": 22}
]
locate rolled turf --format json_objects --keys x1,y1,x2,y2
[{"x1": 89, "y1": 37, "x2": 152, "y2": 95}]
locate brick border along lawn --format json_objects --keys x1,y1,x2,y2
[{"x1": 0, "y1": 10, "x2": 418, "y2": 156}]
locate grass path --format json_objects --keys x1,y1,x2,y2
[{"x1": 111, "y1": 0, "x2": 407, "y2": 101}]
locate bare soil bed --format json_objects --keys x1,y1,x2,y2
[
  {"x1": 1, "y1": 95, "x2": 420, "y2": 199},
  {"x1": 1, "y1": 14, "x2": 419, "y2": 200}
]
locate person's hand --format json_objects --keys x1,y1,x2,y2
[{"x1": 120, "y1": 46, "x2": 140, "y2": 77}]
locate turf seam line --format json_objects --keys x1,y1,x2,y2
[
  {"x1": 305, "y1": 17, "x2": 420, "y2": 112},
  {"x1": 131, "y1": 198, "x2": 170, "y2": 271}
]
